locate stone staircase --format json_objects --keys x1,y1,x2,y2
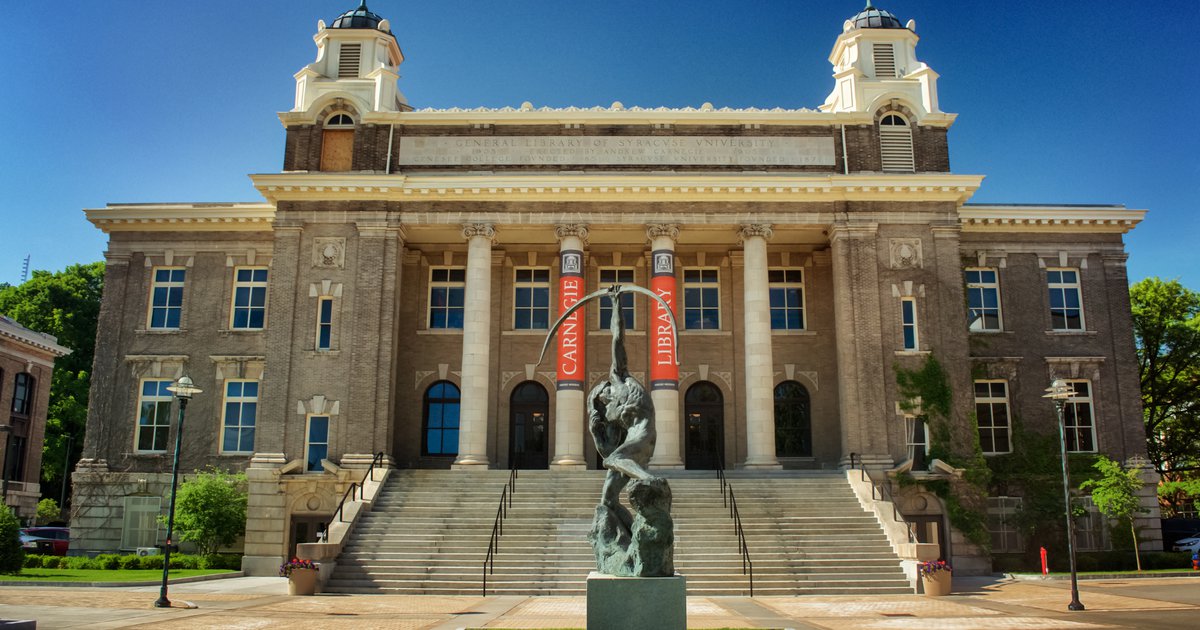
[{"x1": 324, "y1": 469, "x2": 912, "y2": 596}]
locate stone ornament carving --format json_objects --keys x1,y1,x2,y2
[
  {"x1": 738, "y1": 223, "x2": 774, "y2": 243},
  {"x1": 555, "y1": 224, "x2": 590, "y2": 243},
  {"x1": 462, "y1": 223, "x2": 497, "y2": 242},
  {"x1": 313, "y1": 238, "x2": 346, "y2": 269},
  {"x1": 889, "y1": 238, "x2": 923, "y2": 269},
  {"x1": 646, "y1": 223, "x2": 680, "y2": 242}
]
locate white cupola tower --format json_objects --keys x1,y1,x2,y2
[
  {"x1": 292, "y1": 1, "x2": 410, "y2": 117},
  {"x1": 819, "y1": 2, "x2": 944, "y2": 120}
]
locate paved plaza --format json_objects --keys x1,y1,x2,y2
[{"x1": 1, "y1": 575, "x2": 1198, "y2": 629}]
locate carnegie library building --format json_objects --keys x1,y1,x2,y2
[{"x1": 73, "y1": 2, "x2": 1159, "y2": 586}]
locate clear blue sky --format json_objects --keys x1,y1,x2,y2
[{"x1": 1, "y1": 1, "x2": 1196, "y2": 288}]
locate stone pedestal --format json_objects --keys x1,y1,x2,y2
[{"x1": 586, "y1": 572, "x2": 686, "y2": 630}]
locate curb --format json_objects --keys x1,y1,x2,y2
[
  {"x1": 1006, "y1": 571, "x2": 1200, "y2": 581},
  {"x1": 0, "y1": 570, "x2": 245, "y2": 588}
]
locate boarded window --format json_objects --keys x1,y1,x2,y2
[
  {"x1": 337, "y1": 43, "x2": 361, "y2": 78},
  {"x1": 320, "y1": 130, "x2": 354, "y2": 171}
]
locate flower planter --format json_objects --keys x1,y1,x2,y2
[
  {"x1": 922, "y1": 570, "x2": 952, "y2": 596},
  {"x1": 287, "y1": 567, "x2": 319, "y2": 596}
]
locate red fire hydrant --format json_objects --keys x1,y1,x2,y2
[
  {"x1": 1041, "y1": 547, "x2": 1049, "y2": 575},
  {"x1": 1192, "y1": 551, "x2": 1198, "y2": 571}
]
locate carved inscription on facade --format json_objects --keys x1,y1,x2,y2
[{"x1": 397, "y1": 136, "x2": 836, "y2": 166}]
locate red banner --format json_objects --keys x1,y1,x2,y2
[
  {"x1": 557, "y1": 250, "x2": 584, "y2": 390},
  {"x1": 650, "y1": 249, "x2": 678, "y2": 390}
]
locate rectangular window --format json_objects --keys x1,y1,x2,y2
[
  {"x1": 306, "y1": 415, "x2": 330, "y2": 472},
  {"x1": 599, "y1": 268, "x2": 636, "y2": 329},
  {"x1": 231, "y1": 267, "x2": 269, "y2": 330},
  {"x1": 316, "y1": 297, "x2": 334, "y2": 350},
  {"x1": 901, "y1": 297, "x2": 918, "y2": 350},
  {"x1": 136, "y1": 380, "x2": 174, "y2": 452},
  {"x1": 121, "y1": 496, "x2": 161, "y2": 550},
  {"x1": 768, "y1": 269, "x2": 805, "y2": 330},
  {"x1": 221, "y1": 380, "x2": 258, "y2": 454},
  {"x1": 905, "y1": 415, "x2": 927, "y2": 467},
  {"x1": 683, "y1": 268, "x2": 720, "y2": 330},
  {"x1": 1063, "y1": 380, "x2": 1097, "y2": 452},
  {"x1": 974, "y1": 380, "x2": 1011, "y2": 454},
  {"x1": 10, "y1": 373, "x2": 32, "y2": 416},
  {"x1": 148, "y1": 268, "x2": 186, "y2": 330},
  {"x1": 987, "y1": 496, "x2": 1024, "y2": 553},
  {"x1": 429, "y1": 267, "x2": 466, "y2": 329},
  {"x1": 514, "y1": 268, "x2": 551, "y2": 330},
  {"x1": 965, "y1": 268, "x2": 1002, "y2": 331},
  {"x1": 1075, "y1": 496, "x2": 1108, "y2": 551},
  {"x1": 1047, "y1": 269, "x2": 1085, "y2": 330}
]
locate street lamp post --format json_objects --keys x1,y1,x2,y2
[
  {"x1": 0, "y1": 424, "x2": 10, "y2": 508},
  {"x1": 1043, "y1": 379, "x2": 1085, "y2": 611},
  {"x1": 154, "y1": 376, "x2": 202, "y2": 609},
  {"x1": 60, "y1": 434, "x2": 73, "y2": 520}
]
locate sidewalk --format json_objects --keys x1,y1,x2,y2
[{"x1": 1, "y1": 575, "x2": 1198, "y2": 629}]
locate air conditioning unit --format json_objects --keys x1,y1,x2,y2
[{"x1": 136, "y1": 547, "x2": 160, "y2": 557}]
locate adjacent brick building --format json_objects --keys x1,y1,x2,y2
[{"x1": 73, "y1": 2, "x2": 1157, "y2": 573}]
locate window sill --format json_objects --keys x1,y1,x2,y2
[
  {"x1": 417, "y1": 329, "x2": 463, "y2": 335},
  {"x1": 894, "y1": 350, "x2": 931, "y2": 356},
  {"x1": 218, "y1": 452, "x2": 253, "y2": 457},
  {"x1": 503, "y1": 329, "x2": 551, "y2": 335},
  {"x1": 968, "y1": 329, "x2": 1011, "y2": 335},
  {"x1": 220, "y1": 329, "x2": 266, "y2": 335},
  {"x1": 679, "y1": 330, "x2": 731, "y2": 336},
  {"x1": 771, "y1": 330, "x2": 816, "y2": 336},
  {"x1": 594, "y1": 330, "x2": 646, "y2": 336},
  {"x1": 131, "y1": 452, "x2": 167, "y2": 458},
  {"x1": 137, "y1": 328, "x2": 186, "y2": 335},
  {"x1": 1044, "y1": 330, "x2": 1097, "y2": 336},
  {"x1": 306, "y1": 350, "x2": 342, "y2": 357}
]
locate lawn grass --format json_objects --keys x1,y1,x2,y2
[{"x1": 0, "y1": 569, "x2": 238, "y2": 583}]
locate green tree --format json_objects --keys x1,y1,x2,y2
[
  {"x1": 0, "y1": 262, "x2": 104, "y2": 505},
  {"x1": 1081, "y1": 456, "x2": 1146, "y2": 571},
  {"x1": 170, "y1": 468, "x2": 248, "y2": 555},
  {"x1": 0, "y1": 506, "x2": 23, "y2": 574},
  {"x1": 35, "y1": 498, "x2": 60, "y2": 525},
  {"x1": 1130, "y1": 278, "x2": 1200, "y2": 476}
]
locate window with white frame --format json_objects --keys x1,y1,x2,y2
[
  {"x1": 975, "y1": 380, "x2": 1011, "y2": 454},
  {"x1": 121, "y1": 496, "x2": 161, "y2": 549},
  {"x1": 316, "y1": 297, "x2": 334, "y2": 350},
  {"x1": 148, "y1": 268, "x2": 186, "y2": 329},
  {"x1": 231, "y1": 267, "x2": 269, "y2": 330},
  {"x1": 599, "y1": 268, "x2": 636, "y2": 329},
  {"x1": 428, "y1": 267, "x2": 465, "y2": 329},
  {"x1": 1063, "y1": 379, "x2": 1097, "y2": 452},
  {"x1": 905, "y1": 415, "x2": 927, "y2": 467},
  {"x1": 683, "y1": 268, "x2": 720, "y2": 330},
  {"x1": 135, "y1": 380, "x2": 174, "y2": 452},
  {"x1": 221, "y1": 380, "x2": 258, "y2": 454},
  {"x1": 513, "y1": 268, "x2": 551, "y2": 329},
  {"x1": 879, "y1": 113, "x2": 914, "y2": 172},
  {"x1": 306, "y1": 415, "x2": 330, "y2": 472},
  {"x1": 965, "y1": 268, "x2": 1002, "y2": 331},
  {"x1": 1075, "y1": 496, "x2": 1109, "y2": 551},
  {"x1": 901, "y1": 297, "x2": 919, "y2": 350},
  {"x1": 987, "y1": 496, "x2": 1024, "y2": 553},
  {"x1": 1047, "y1": 269, "x2": 1085, "y2": 331},
  {"x1": 768, "y1": 269, "x2": 805, "y2": 330}
]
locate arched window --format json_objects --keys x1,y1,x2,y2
[
  {"x1": 684, "y1": 381, "x2": 724, "y2": 470},
  {"x1": 509, "y1": 381, "x2": 549, "y2": 469},
  {"x1": 774, "y1": 380, "x2": 811, "y2": 457},
  {"x1": 878, "y1": 113, "x2": 914, "y2": 172},
  {"x1": 320, "y1": 112, "x2": 355, "y2": 172},
  {"x1": 422, "y1": 381, "x2": 460, "y2": 456}
]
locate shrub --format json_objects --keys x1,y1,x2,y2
[
  {"x1": 0, "y1": 506, "x2": 23, "y2": 574},
  {"x1": 35, "y1": 499, "x2": 60, "y2": 525},
  {"x1": 93, "y1": 554, "x2": 121, "y2": 570},
  {"x1": 139, "y1": 555, "x2": 164, "y2": 570},
  {"x1": 170, "y1": 468, "x2": 248, "y2": 555},
  {"x1": 64, "y1": 556, "x2": 91, "y2": 570},
  {"x1": 171, "y1": 554, "x2": 199, "y2": 570},
  {"x1": 23, "y1": 554, "x2": 43, "y2": 569},
  {"x1": 117, "y1": 554, "x2": 142, "y2": 570}
]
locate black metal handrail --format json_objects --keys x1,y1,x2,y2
[
  {"x1": 333, "y1": 451, "x2": 387, "y2": 523},
  {"x1": 848, "y1": 452, "x2": 917, "y2": 543},
  {"x1": 482, "y1": 464, "x2": 519, "y2": 596},
  {"x1": 717, "y1": 454, "x2": 754, "y2": 597}
]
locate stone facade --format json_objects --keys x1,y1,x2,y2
[{"x1": 73, "y1": 2, "x2": 1157, "y2": 572}]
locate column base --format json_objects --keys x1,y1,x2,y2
[
  {"x1": 648, "y1": 460, "x2": 685, "y2": 470},
  {"x1": 551, "y1": 457, "x2": 587, "y2": 470},
  {"x1": 241, "y1": 555, "x2": 283, "y2": 577},
  {"x1": 741, "y1": 457, "x2": 782, "y2": 469},
  {"x1": 451, "y1": 454, "x2": 491, "y2": 469}
]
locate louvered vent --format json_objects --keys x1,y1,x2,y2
[
  {"x1": 338, "y1": 44, "x2": 361, "y2": 78},
  {"x1": 879, "y1": 114, "x2": 914, "y2": 172},
  {"x1": 873, "y1": 43, "x2": 896, "y2": 78}
]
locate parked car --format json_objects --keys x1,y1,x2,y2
[
  {"x1": 1173, "y1": 534, "x2": 1200, "y2": 553},
  {"x1": 20, "y1": 527, "x2": 69, "y2": 556}
]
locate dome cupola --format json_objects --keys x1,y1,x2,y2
[
  {"x1": 331, "y1": 1, "x2": 388, "y2": 32},
  {"x1": 848, "y1": 2, "x2": 905, "y2": 30}
]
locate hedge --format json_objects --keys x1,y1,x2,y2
[
  {"x1": 994, "y1": 550, "x2": 1194, "y2": 573},
  {"x1": 23, "y1": 553, "x2": 242, "y2": 571}
]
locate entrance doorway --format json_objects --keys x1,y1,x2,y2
[
  {"x1": 906, "y1": 515, "x2": 948, "y2": 561},
  {"x1": 509, "y1": 381, "x2": 549, "y2": 469},
  {"x1": 684, "y1": 381, "x2": 724, "y2": 470},
  {"x1": 288, "y1": 515, "x2": 328, "y2": 560}
]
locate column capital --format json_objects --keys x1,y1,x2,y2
[
  {"x1": 646, "y1": 223, "x2": 680, "y2": 243},
  {"x1": 555, "y1": 224, "x2": 589, "y2": 244},
  {"x1": 738, "y1": 223, "x2": 774, "y2": 244},
  {"x1": 462, "y1": 223, "x2": 497, "y2": 243}
]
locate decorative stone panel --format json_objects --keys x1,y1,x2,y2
[
  {"x1": 889, "y1": 238, "x2": 923, "y2": 269},
  {"x1": 312, "y1": 237, "x2": 346, "y2": 269}
]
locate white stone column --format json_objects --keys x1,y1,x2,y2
[
  {"x1": 647, "y1": 224, "x2": 684, "y2": 469},
  {"x1": 740, "y1": 224, "x2": 781, "y2": 468},
  {"x1": 552, "y1": 224, "x2": 588, "y2": 469},
  {"x1": 454, "y1": 223, "x2": 495, "y2": 468}
]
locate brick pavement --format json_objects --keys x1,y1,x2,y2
[{"x1": 0, "y1": 575, "x2": 1197, "y2": 629}]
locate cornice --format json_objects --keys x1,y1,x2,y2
[
  {"x1": 251, "y1": 172, "x2": 984, "y2": 205},
  {"x1": 960, "y1": 205, "x2": 1145, "y2": 234},
  {"x1": 285, "y1": 108, "x2": 892, "y2": 128},
  {"x1": 0, "y1": 317, "x2": 70, "y2": 358},
  {"x1": 85, "y1": 203, "x2": 275, "y2": 233}
]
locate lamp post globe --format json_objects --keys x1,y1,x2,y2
[
  {"x1": 154, "y1": 375, "x2": 202, "y2": 609},
  {"x1": 1043, "y1": 379, "x2": 1085, "y2": 611}
]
